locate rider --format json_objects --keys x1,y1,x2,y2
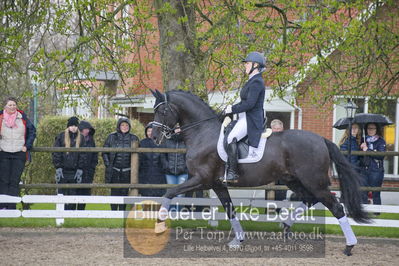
[{"x1": 223, "y1": 51, "x2": 266, "y2": 183}]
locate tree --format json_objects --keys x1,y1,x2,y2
[
  {"x1": 153, "y1": 0, "x2": 399, "y2": 105},
  {"x1": 1, "y1": 0, "x2": 156, "y2": 116},
  {"x1": 1, "y1": 0, "x2": 398, "y2": 116}
]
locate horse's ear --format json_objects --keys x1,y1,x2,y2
[
  {"x1": 149, "y1": 89, "x2": 157, "y2": 98},
  {"x1": 155, "y1": 89, "x2": 163, "y2": 97},
  {"x1": 155, "y1": 89, "x2": 164, "y2": 100}
]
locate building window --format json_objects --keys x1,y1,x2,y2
[{"x1": 333, "y1": 97, "x2": 398, "y2": 177}]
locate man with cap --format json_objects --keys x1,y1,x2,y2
[
  {"x1": 52, "y1": 116, "x2": 86, "y2": 210},
  {"x1": 102, "y1": 117, "x2": 139, "y2": 211},
  {"x1": 77, "y1": 120, "x2": 98, "y2": 210}
]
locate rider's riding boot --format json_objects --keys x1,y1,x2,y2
[{"x1": 225, "y1": 138, "x2": 239, "y2": 183}]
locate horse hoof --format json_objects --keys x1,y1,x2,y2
[
  {"x1": 228, "y1": 238, "x2": 244, "y2": 249},
  {"x1": 154, "y1": 221, "x2": 167, "y2": 234},
  {"x1": 343, "y1": 245, "x2": 354, "y2": 256},
  {"x1": 282, "y1": 223, "x2": 291, "y2": 239}
]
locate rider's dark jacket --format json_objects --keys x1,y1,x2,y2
[{"x1": 231, "y1": 72, "x2": 265, "y2": 147}]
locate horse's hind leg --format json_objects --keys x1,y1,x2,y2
[
  {"x1": 213, "y1": 183, "x2": 245, "y2": 248},
  {"x1": 312, "y1": 188, "x2": 358, "y2": 256},
  {"x1": 282, "y1": 180, "x2": 317, "y2": 229}
]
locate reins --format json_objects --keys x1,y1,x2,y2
[{"x1": 152, "y1": 94, "x2": 223, "y2": 139}]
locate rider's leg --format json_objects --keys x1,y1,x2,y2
[
  {"x1": 225, "y1": 113, "x2": 247, "y2": 183},
  {"x1": 227, "y1": 113, "x2": 247, "y2": 144},
  {"x1": 226, "y1": 138, "x2": 239, "y2": 182}
]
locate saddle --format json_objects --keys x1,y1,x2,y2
[{"x1": 223, "y1": 118, "x2": 268, "y2": 160}]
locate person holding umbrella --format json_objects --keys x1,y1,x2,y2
[
  {"x1": 360, "y1": 123, "x2": 386, "y2": 207},
  {"x1": 338, "y1": 123, "x2": 362, "y2": 168},
  {"x1": 334, "y1": 111, "x2": 392, "y2": 208}
]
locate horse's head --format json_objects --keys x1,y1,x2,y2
[{"x1": 150, "y1": 89, "x2": 179, "y2": 145}]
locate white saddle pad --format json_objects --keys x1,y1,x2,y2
[{"x1": 217, "y1": 123, "x2": 270, "y2": 164}]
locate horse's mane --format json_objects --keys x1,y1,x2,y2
[{"x1": 167, "y1": 90, "x2": 219, "y2": 117}]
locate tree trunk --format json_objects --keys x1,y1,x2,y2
[{"x1": 154, "y1": 0, "x2": 206, "y2": 99}]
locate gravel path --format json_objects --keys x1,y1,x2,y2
[{"x1": 1, "y1": 227, "x2": 398, "y2": 265}]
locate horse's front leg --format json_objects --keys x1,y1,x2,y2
[
  {"x1": 213, "y1": 183, "x2": 245, "y2": 248},
  {"x1": 154, "y1": 175, "x2": 204, "y2": 233}
]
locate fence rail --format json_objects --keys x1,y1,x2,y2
[
  {"x1": 31, "y1": 146, "x2": 399, "y2": 156},
  {"x1": 18, "y1": 183, "x2": 399, "y2": 192},
  {"x1": 1, "y1": 195, "x2": 399, "y2": 228},
  {"x1": 31, "y1": 146, "x2": 186, "y2": 153}
]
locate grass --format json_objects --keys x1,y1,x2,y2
[{"x1": 1, "y1": 204, "x2": 399, "y2": 238}]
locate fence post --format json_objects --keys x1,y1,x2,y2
[
  {"x1": 266, "y1": 182, "x2": 275, "y2": 200},
  {"x1": 129, "y1": 141, "x2": 139, "y2": 196},
  {"x1": 56, "y1": 194, "x2": 65, "y2": 226}
]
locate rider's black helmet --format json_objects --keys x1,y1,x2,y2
[{"x1": 242, "y1": 51, "x2": 266, "y2": 68}]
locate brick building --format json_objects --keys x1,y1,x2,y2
[{"x1": 62, "y1": 2, "x2": 398, "y2": 186}]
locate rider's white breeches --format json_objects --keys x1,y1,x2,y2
[{"x1": 227, "y1": 113, "x2": 247, "y2": 144}]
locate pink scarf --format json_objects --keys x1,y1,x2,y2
[{"x1": 3, "y1": 111, "x2": 18, "y2": 128}]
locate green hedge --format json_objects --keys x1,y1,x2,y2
[{"x1": 23, "y1": 116, "x2": 145, "y2": 195}]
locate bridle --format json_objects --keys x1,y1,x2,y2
[{"x1": 152, "y1": 93, "x2": 219, "y2": 141}]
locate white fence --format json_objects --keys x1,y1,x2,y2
[{"x1": 1, "y1": 194, "x2": 399, "y2": 228}]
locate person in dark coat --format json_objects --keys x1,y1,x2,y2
[
  {"x1": 138, "y1": 122, "x2": 165, "y2": 197},
  {"x1": 161, "y1": 127, "x2": 188, "y2": 211},
  {"x1": 359, "y1": 123, "x2": 386, "y2": 206},
  {"x1": 102, "y1": 117, "x2": 139, "y2": 211},
  {"x1": 0, "y1": 97, "x2": 36, "y2": 209},
  {"x1": 339, "y1": 123, "x2": 362, "y2": 168},
  {"x1": 160, "y1": 127, "x2": 188, "y2": 190},
  {"x1": 77, "y1": 120, "x2": 98, "y2": 210},
  {"x1": 223, "y1": 51, "x2": 266, "y2": 182},
  {"x1": 52, "y1": 116, "x2": 86, "y2": 210}
]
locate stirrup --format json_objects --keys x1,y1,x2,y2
[
  {"x1": 219, "y1": 173, "x2": 239, "y2": 184},
  {"x1": 224, "y1": 172, "x2": 239, "y2": 183}
]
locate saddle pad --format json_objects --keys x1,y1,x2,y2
[{"x1": 217, "y1": 124, "x2": 268, "y2": 164}]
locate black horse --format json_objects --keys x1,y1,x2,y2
[{"x1": 150, "y1": 89, "x2": 369, "y2": 256}]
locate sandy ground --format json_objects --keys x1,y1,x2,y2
[{"x1": 1, "y1": 227, "x2": 398, "y2": 266}]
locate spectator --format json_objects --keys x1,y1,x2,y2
[
  {"x1": 360, "y1": 123, "x2": 386, "y2": 207},
  {"x1": 138, "y1": 122, "x2": 166, "y2": 197},
  {"x1": 161, "y1": 127, "x2": 188, "y2": 210},
  {"x1": 270, "y1": 119, "x2": 286, "y2": 205},
  {"x1": 339, "y1": 123, "x2": 362, "y2": 168},
  {"x1": 52, "y1": 116, "x2": 85, "y2": 210},
  {"x1": 0, "y1": 97, "x2": 36, "y2": 209},
  {"x1": 102, "y1": 117, "x2": 139, "y2": 211},
  {"x1": 270, "y1": 119, "x2": 284, "y2": 132},
  {"x1": 77, "y1": 120, "x2": 98, "y2": 210}
]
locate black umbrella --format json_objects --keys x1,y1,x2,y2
[
  {"x1": 333, "y1": 117, "x2": 352, "y2": 130},
  {"x1": 333, "y1": 113, "x2": 393, "y2": 130}
]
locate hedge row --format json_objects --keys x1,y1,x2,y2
[{"x1": 23, "y1": 116, "x2": 145, "y2": 195}]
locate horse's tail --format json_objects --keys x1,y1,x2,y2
[{"x1": 324, "y1": 138, "x2": 370, "y2": 223}]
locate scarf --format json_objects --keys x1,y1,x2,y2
[
  {"x1": 366, "y1": 135, "x2": 379, "y2": 150},
  {"x1": 3, "y1": 111, "x2": 18, "y2": 128},
  {"x1": 366, "y1": 135, "x2": 379, "y2": 143}
]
